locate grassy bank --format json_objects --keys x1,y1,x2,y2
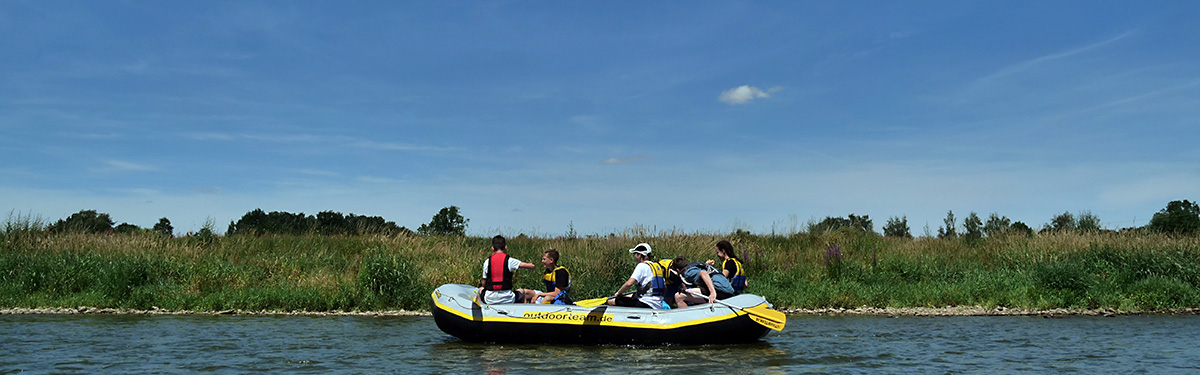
[{"x1": 3, "y1": 226, "x2": 1199, "y2": 312}]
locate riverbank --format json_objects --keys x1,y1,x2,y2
[{"x1": 3, "y1": 230, "x2": 1199, "y2": 313}]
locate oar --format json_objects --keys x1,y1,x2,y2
[
  {"x1": 575, "y1": 291, "x2": 635, "y2": 308},
  {"x1": 686, "y1": 291, "x2": 786, "y2": 331}
]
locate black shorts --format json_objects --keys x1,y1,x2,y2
[
  {"x1": 613, "y1": 295, "x2": 653, "y2": 308},
  {"x1": 695, "y1": 289, "x2": 735, "y2": 300}
]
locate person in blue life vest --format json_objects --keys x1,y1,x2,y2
[
  {"x1": 706, "y1": 240, "x2": 748, "y2": 295},
  {"x1": 608, "y1": 243, "x2": 669, "y2": 309},
  {"x1": 479, "y1": 235, "x2": 536, "y2": 304},
  {"x1": 530, "y1": 249, "x2": 573, "y2": 305},
  {"x1": 670, "y1": 257, "x2": 736, "y2": 307}
]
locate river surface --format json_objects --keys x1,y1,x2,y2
[{"x1": 2, "y1": 314, "x2": 1198, "y2": 374}]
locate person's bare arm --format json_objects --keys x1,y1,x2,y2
[{"x1": 700, "y1": 271, "x2": 718, "y2": 304}]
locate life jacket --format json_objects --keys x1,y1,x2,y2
[
  {"x1": 539, "y1": 265, "x2": 573, "y2": 305},
  {"x1": 635, "y1": 260, "x2": 668, "y2": 298},
  {"x1": 724, "y1": 258, "x2": 747, "y2": 294},
  {"x1": 484, "y1": 252, "x2": 513, "y2": 291},
  {"x1": 542, "y1": 265, "x2": 571, "y2": 292},
  {"x1": 657, "y1": 258, "x2": 679, "y2": 286}
]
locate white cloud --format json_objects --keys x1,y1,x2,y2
[
  {"x1": 602, "y1": 156, "x2": 649, "y2": 164},
  {"x1": 96, "y1": 160, "x2": 159, "y2": 173},
  {"x1": 718, "y1": 85, "x2": 780, "y2": 105}
]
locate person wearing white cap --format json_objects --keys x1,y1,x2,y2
[{"x1": 608, "y1": 242, "x2": 669, "y2": 309}]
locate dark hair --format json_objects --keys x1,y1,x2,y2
[
  {"x1": 543, "y1": 249, "x2": 559, "y2": 263},
  {"x1": 492, "y1": 235, "x2": 506, "y2": 250},
  {"x1": 717, "y1": 240, "x2": 739, "y2": 261},
  {"x1": 671, "y1": 256, "x2": 688, "y2": 272}
]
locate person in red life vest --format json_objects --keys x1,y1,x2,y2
[{"x1": 479, "y1": 235, "x2": 536, "y2": 304}]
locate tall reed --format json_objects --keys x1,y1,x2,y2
[{"x1": 2, "y1": 220, "x2": 1198, "y2": 312}]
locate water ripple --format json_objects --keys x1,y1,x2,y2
[{"x1": 2, "y1": 314, "x2": 1200, "y2": 373}]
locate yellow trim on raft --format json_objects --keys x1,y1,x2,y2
[{"x1": 431, "y1": 291, "x2": 754, "y2": 330}]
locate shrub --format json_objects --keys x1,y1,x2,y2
[{"x1": 358, "y1": 252, "x2": 423, "y2": 310}]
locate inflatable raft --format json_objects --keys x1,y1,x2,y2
[{"x1": 431, "y1": 284, "x2": 786, "y2": 345}]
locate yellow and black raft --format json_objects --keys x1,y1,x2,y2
[{"x1": 431, "y1": 284, "x2": 786, "y2": 345}]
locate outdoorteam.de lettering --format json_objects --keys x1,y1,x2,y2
[{"x1": 522, "y1": 311, "x2": 613, "y2": 323}]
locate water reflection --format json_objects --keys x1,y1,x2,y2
[
  {"x1": 424, "y1": 339, "x2": 790, "y2": 375},
  {"x1": 3, "y1": 314, "x2": 1200, "y2": 374}
]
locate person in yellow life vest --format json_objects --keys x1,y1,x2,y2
[
  {"x1": 657, "y1": 257, "x2": 682, "y2": 307},
  {"x1": 532, "y1": 249, "x2": 573, "y2": 305},
  {"x1": 609, "y1": 243, "x2": 669, "y2": 309},
  {"x1": 706, "y1": 240, "x2": 747, "y2": 295}
]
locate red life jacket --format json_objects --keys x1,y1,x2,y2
[{"x1": 485, "y1": 252, "x2": 513, "y2": 291}]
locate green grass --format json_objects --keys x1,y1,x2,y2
[{"x1": 2, "y1": 222, "x2": 1199, "y2": 313}]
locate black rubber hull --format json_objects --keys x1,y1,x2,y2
[{"x1": 431, "y1": 301, "x2": 772, "y2": 345}]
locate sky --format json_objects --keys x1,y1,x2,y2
[{"x1": 2, "y1": 1, "x2": 1198, "y2": 236}]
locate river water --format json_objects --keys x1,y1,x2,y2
[{"x1": 2, "y1": 314, "x2": 1198, "y2": 374}]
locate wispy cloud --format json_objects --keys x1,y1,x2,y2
[
  {"x1": 187, "y1": 132, "x2": 455, "y2": 152},
  {"x1": 95, "y1": 160, "x2": 159, "y2": 173},
  {"x1": 718, "y1": 85, "x2": 782, "y2": 105},
  {"x1": 602, "y1": 156, "x2": 649, "y2": 164},
  {"x1": 972, "y1": 31, "x2": 1137, "y2": 86},
  {"x1": 352, "y1": 140, "x2": 457, "y2": 152}
]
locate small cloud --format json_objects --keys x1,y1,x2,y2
[
  {"x1": 296, "y1": 169, "x2": 340, "y2": 177},
  {"x1": 352, "y1": 140, "x2": 455, "y2": 152},
  {"x1": 718, "y1": 85, "x2": 782, "y2": 105},
  {"x1": 355, "y1": 176, "x2": 396, "y2": 184},
  {"x1": 187, "y1": 132, "x2": 235, "y2": 141},
  {"x1": 602, "y1": 156, "x2": 649, "y2": 164},
  {"x1": 97, "y1": 160, "x2": 159, "y2": 173},
  {"x1": 190, "y1": 187, "x2": 221, "y2": 194}
]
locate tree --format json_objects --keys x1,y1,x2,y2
[
  {"x1": 883, "y1": 216, "x2": 912, "y2": 238},
  {"x1": 1077, "y1": 211, "x2": 1102, "y2": 232},
  {"x1": 418, "y1": 206, "x2": 468, "y2": 236},
  {"x1": 848, "y1": 214, "x2": 873, "y2": 233},
  {"x1": 115, "y1": 223, "x2": 141, "y2": 234},
  {"x1": 228, "y1": 209, "x2": 405, "y2": 236},
  {"x1": 1010, "y1": 221, "x2": 1034, "y2": 237},
  {"x1": 153, "y1": 218, "x2": 174, "y2": 237},
  {"x1": 810, "y1": 214, "x2": 873, "y2": 233},
  {"x1": 1148, "y1": 200, "x2": 1200, "y2": 234},
  {"x1": 47, "y1": 210, "x2": 115, "y2": 233},
  {"x1": 1044, "y1": 211, "x2": 1077, "y2": 233},
  {"x1": 983, "y1": 213, "x2": 1012, "y2": 237},
  {"x1": 963, "y1": 212, "x2": 983, "y2": 241},
  {"x1": 938, "y1": 210, "x2": 957, "y2": 239}
]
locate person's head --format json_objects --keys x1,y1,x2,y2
[
  {"x1": 542, "y1": 249, "x2": 559, "y2": 268},
  {"x1": 492, "y1": 235, "x2": 506, "y2": 251},
  {"x1": 716, "y1": 240, "x2": 737, "y2": 260},
  {"x1": 628, "y1": 243, "x2": 653, "y2": 261},
  {"x1": 671, "y1": 256, "x2": 688, "y2": 273}
]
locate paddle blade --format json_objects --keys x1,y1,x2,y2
[
  {"x1": 574, "y1": 297, "x2": 610, "y2": 308},
  {"x1": 743, "y1": 304, "x2": 786, "y2": 331}
]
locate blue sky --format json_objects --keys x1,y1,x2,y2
[{"x1": 2, "y1": 1, "x2": 1198, "y2": 236}]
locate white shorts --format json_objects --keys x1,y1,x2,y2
[{"x1": 481, "y1": 289, "x2": 520, "y2": 305}]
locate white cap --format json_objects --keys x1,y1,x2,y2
[{"x1": 628, "y1": 243, "x2": 652, "y2": 256}]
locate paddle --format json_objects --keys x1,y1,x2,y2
[
  {"x1": 575, "y1": 291, "x2": 635, "y2": 308},
  {"x1": 685, "y1": 291, "x2": 786, "y2": 331}
]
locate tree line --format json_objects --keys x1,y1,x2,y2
[
  {"x1": 30, "y1": 206, "x2": 471, "y2": 237},
  {"x1": 19, "y1": 200, "x2": 1200, "y2": 238},
  {"x1": 820, "y1": 200, "x2": 1199, "y2": 238}
]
